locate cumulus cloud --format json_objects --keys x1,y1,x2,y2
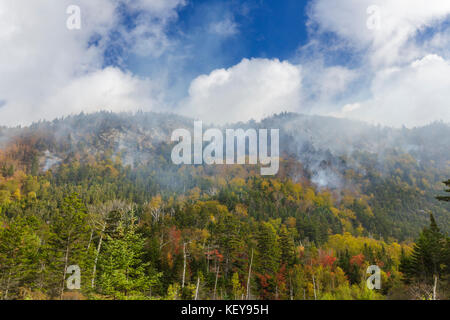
[
  {"x1": 0, "y1": 0, "x2": 182, "y2": 126},
  {"x1": 304, "y1": 0, "x2": 450, "y2": 126},
  {"x1": 1, "y1": 0, "x2": 449, "y2": 128},
  {"x1": 113, "y1": 0, "x2": 186, "y2": 58},
  {"x1": 179, "y1": 58, "x2": 303, "y2": 125},
  {"x1": 342, "y1": 55, "x2": 450, "y2": 127},
  {"x1": 308, "y1": 0, "x2": 450, "y2": 67}
]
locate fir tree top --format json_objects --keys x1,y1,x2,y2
[{"x1": 436, "y1": 179, "x2": 450, "y2": 202}]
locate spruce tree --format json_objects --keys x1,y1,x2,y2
[
  {"x1": 436, "y1": 180, "x2": 450, "y2": 202},
  {"x1": 47, "y1": 193, "x2": 90, "y2": 299},
  {"x1": 436, "y1": 184, "x2": 450, "y2": 288},
  {"x1": 400, "y1": 213, "x2": 448, "y2": 298},
  {"x1": 279, "y1": 225, "x2": 296, "y2": 268},
  {"x1": 97, "y1": 225, "x2": 160, "y2": 299},
  {"x1": 256, "y1": 222, "x2": 280, "y2": 275},
  {"x1": 0, "y1": 216, "x2": 41, "y2": 299}
]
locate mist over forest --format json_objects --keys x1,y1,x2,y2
[{"x1": 0, "y1": 111, "x2": 449, "y2": 300}]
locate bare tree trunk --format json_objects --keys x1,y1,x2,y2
[
  {"x1": 433, "y1": 275, "x2": 438, "y2": 300},
  {"x1": 290, "y1": 276, "x2": 293, "y2": 300},
  {"x1": 87, "y1": 229, "x2": 94, "y2": 251},
  {"x1": 317, "y1": 279, "x2": 320, "y2": 297},
  {"x1": 91, "y1": 224, "x2": 105, "y2": 289},
  {"x1": 246, "y1": 249, "x2": 253, "y2": 300},
  {"x1": 312, "y1": 274, "x2": 317, "y2": 301},
  {"x1": 4, "y1": 270, "x2": 12, "y2": 300},
  {"x1": 206, "y1": 244, "x2": 210, "y2": 273},
  {"x1": 194, "y1": 276, "x2": 200, "y2": 300},
  {"x1": 60, "y1": 237, "x2": 71, "y2": 300},
  {"x1": 214, "y1": 264, "x2": 220, "y2": 300},
  {"x1": 225, "y1": 257, "x2": 229, "y2": 278},
  {"x1": 38, "y1": 262, "x2": 46, "y2": 291},
  {"x1": 182, "y1": 242, "x2": 187, "y2": 288}
]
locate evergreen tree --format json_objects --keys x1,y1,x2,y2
[
  {"x1": 97, "y1": 225, "x2": 161, "y2": 300},
  {"x1": 436, "y1": 180, "x2": 450, "y2": 202},
  {"x1": 400, "y1": 213, "x2": 448, "y2": 299},
  {"x1": 47, "y1": 193, "x2": 90, "y2": 299},
  {"x1": 255, "y1": 222, "x2": 280, "y2": 299},
  {"x1": 256, "y1": 222, "x2": 280, "y2": 275},
  {"x1": 0, "y1": 216, "x2": 41, "y2": 299},
  {"x1": 279, "y1": 225, "x2": 296, "y2": 268}
]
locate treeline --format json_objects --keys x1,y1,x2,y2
[{"x1": 0, "y1": 156, "x2": 448, "y2": 300}]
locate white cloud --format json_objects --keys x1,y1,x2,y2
[
  {"x1": 209, "y1": 19, "x2": 239, "y2": 36},
  {"x1": 1, "y1": 0, "x2": 449, "y2": 129},
  {"x1": 343, "y1": 54, "x2": 450, "y2": 127},
  {"x1": 309, "y1": 0, "x2": 450, "y2": 67},
  {"x1": 342, "y1": 103, "x2": 361, "y2": 114},
  {"x1": 0, "y1": 0, "x2": 182, "y2": 126},
  {"x1": 180, "y1": 58, "x2": 303, "y2": 124},
  {"x1": 301, "y1": 63, "x2": 359, "y2": 113},
  {"x1": 115, "y1": 0, "x2": 186, "y2": 58},
  {"x1": 43, "y1": 68, "x2": 165, "y2": 120},
  {"x1": 303, "y1": 0, "x2": 450, "y2": 126}
]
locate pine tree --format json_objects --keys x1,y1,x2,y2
[
  {"x1": 255, "y1": 222, "x2": 280, "y2": 299},
  {"x1": 400, "y1": 213, "x2": 447, "y2": 299},
  {"x1": 47, "y1": 193, "x2": 90, "y2": 299},
  {"x1": 279, "y1": 225, "x2": 296, "y2": 268},
  {"x1": 256, "y1": 222, "x2": 280, "y2": 275},
  {"x1": 436, "y1": 179, "x2": 450, "y2": 293},
  {"x1": 436, "y1": 180, "x2": 450, "y2": 202},
  {"x1": 0, "y1": 216, "x2": 41, "y2": 299},
  {"x1": 97, "y1": 225, "x2": 161, "y2": 300}
]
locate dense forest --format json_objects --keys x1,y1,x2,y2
[{"x1": 0, "y1": 112, "x2": 448, "y2": 300}]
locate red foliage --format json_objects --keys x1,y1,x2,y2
[
  {"x1": 276, "y1": 265, "x2": 287, "y2": 284},
  {"x1": 256, "y1": 273, "x2": 273, "y2": 299},
  {"x1": 256, "y1": 273, "x2": 271, "y2": 289},
  {"x1": 168, "y1": 226, "x2": 181, "y2": 254},
  {"x1": 205, "y1": 249, "x2": 224, "y2": 262},
  {"x1": 320, "y1": 254, "x2": 337, "y2": 267},
  {"x1": 350, "y1": 254, "x2": 365, "y2": 267}
]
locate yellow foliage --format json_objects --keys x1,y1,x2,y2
[
  {"x1": 27, "y1": 191, "x2": 37, "y2": 200},
  {"x1": 231, "y1": 177, "x2": 245, "y2": 187},
  {"x1": 13, "y1": 188, "x2": 21, "y2": 201},
  {"x1": 150, "y1": 195, "x2": 162, "y2": 209},
  {"x1": 261, "y1": 180, "x2": 270, "y2": 190},
  {"x1": 286, "y1": 217, "x2": 296, "y2": 229}
]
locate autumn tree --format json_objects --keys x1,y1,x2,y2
[{"x1": 400, "y1": 214, "x2": 448, "y2": 300}]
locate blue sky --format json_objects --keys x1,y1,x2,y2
[
  {"x1": 120, "y1": 0, "x2": 310, "y2": 89},
  {"x1": 1, "y1": 0, "x2": 450, "y2": 127},
  {"x1": 172, "y1": 0, "x2": 310, "y2": 63}
]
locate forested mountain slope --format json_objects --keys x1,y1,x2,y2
[{"x1": 0, "y1": 112, "x2": 448, "y2": 300}]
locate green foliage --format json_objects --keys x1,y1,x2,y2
[
  {"x1": 97, "y1": 225, "x2": 161, "y2": 300},
  {"x1": 0, "y1": 216, "x2": 41, "y2": 299},
  {"x1": 436, "y1": 180, "x2": 450, "y2": 202},
  {"x1": 0, "y1": 114, "x2": 448, "y2": 300},
  {"x1": 400, "y1": 213, "x2": 450, "y2": 298}
]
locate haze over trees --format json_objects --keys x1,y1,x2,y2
[{"x1": 0, "y1": 112, "x2": 448, "y2": 300}]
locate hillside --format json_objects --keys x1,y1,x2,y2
[
  {"x1": 1, "y1": 112, "x2": 448, "y2": 238},
  {"x1": 0, "y1": 111, "x2": 448, "y2": 300}
]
